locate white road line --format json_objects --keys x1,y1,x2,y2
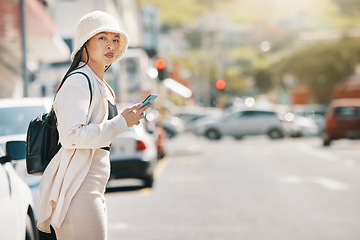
[
  {"x1": 297, "y1": 144, "x2": 338, "y2": 162},
  {"x1": 278, "y1": 175, "x2": 349, "y2": 191},
  {"x1": 310, "y1": 176, "x2": 349, "y2": 191},
  {"x1": 297, "y1": 144, "x2": 357, "y2": 168},
  {"x1": 344, "y1": 159, "x2": 356, "y2": 168},
  {"x1": 108, "y1": 222, "x2": 129, "y2": 230}
]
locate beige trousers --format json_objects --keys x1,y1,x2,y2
[{"x1": 54, "y1": 149, "x2": 110, "y2": 240}]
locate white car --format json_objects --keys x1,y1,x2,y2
[
  {"x1": 109, "y1": 121, "x2": 158, "y2": 188},
  {"x1": 284, "y1": 112, "x2": 320, "y2": 137},
  {"x1": 0, "y1": 98, "x2": 52, "y2": 221},
  {"x1": 0, "y1": 140, "x2": 39, "y2": 240},
  {"x1": 193, "y1": 108, "x2": 288, "y2": 140}
]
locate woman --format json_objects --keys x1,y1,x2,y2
[{"x1": 37, "y1": 11, "x2": 150, "y2": 239}]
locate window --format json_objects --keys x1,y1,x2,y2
[
  {"x1": 334, "y1": 107, "x2": 360, "y2": 118},
  {"x1": 0, "y1": 106, "x2": 46, "y2": 137}
]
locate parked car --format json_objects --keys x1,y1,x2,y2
[
  {"x1": 193, "y1": 108, "x2": 288, "y2": 140},
  {"x1": 283, "y1": 112, "x2": 320, "y2": 137},
  {"x1": 0, "y1": 98, "x2": 51, "y2": 220},
  {"x1": 163, "y1": 116, "x2": 185, "y2": 139},
  {"x1": 322, "y1": 98, "x2": 360, "y2": 146},
  {"x1": 143, "y1": 109, "x2": 167, "y2": 159},
  {"x1": 291, "y1": 104, "x2": 327, "y2": 133},
  {"x1": 0, "y1": 140, "x2": 39, "y2": 240},
  {"x1": 0, "y1": 98, "x2": 51, "y2": 150},
  {"x1": 109, "y1": 121, "x2": 158, "y2": 188},
  {"x1": 175, "y1": 107, "x2": 222, "y2": 131}
]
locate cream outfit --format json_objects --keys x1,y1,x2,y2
[{"x1": 37, "y1": 64, "x2": 127, "y2": 240}]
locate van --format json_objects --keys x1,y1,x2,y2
[{"x1": 322, "y1": 98, "x2": 360, "y2": 146}]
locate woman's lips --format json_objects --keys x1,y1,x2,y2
[{"x1": 105, "y1": 52, "x2": 114, "y2": 58}]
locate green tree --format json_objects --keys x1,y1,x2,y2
[
  {"x1": 332, "y1": 0, "x2": 360, "y2": 15},
  {"x1": 273, "y1": 39, "x2": 360, "y2": 103},
  {"x1": 254, "y1": 68, "x2": 273, "y2": 93}
]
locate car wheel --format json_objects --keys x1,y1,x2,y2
[
  {"x1": 267, "y1": 128, "x2": 283, "y2": 139},
  {"x1": 322, "y1": 132, "x2": 332, "y2": 147},
  {"x1": 205, "y1": 129, "x2": 221, "y2": 140},
  {"x1": 25, "y1": 208, "x2": 38, "y2": 240},
  {"x1": 234, "y1": 135, "x2": 243, "y2": 140},
  {"x1": 143, "y1": 175, "x2": 154, "y2": 188},
  {"x1": 165, "y1": 128, "x2": 175, "y2": 139}
]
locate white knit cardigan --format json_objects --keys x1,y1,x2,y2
[{"x1": 37, "y1": 64, "x2": 127, "y2": 233}]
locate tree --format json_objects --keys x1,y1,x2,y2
[
  {"x1": 273, "y1": 39, "x2": 360, "y2": 103},
  {"x1": 332, "y1": 0, "x2": 360, "y2": 15},
  {"x1": 254, "y1": 68, "x2": 273, "y2": 93}
]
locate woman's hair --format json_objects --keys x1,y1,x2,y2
[{"x1": 57, "y1": 42, "x2": 111, "y2": 92}]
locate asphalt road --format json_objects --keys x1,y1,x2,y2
[{"x1": 105, "y1": 134, "x2": 360, "y2": 240}]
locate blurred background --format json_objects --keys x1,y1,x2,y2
[
  {"x1": 1, "y1": 0, "x2": 360, "y2": 106},
  {"x1": 1, "y1": 0, "x2": 360, "y2": 239}
]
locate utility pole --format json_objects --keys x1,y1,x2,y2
[{"x1": 20, "y1": 0, "x2": 28, "y2": 97}]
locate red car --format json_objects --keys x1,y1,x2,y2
[{"x1": 322, "y1": 98, "x2": 360, "y2": 146}]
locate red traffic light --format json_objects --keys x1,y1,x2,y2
[
  {"x1": 215, "y1": 79, "x2": 226, "y2": 90},
  {"x1": 155, "y1": 58, "x2": 167, "y2": 70}
]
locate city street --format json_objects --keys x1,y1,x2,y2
[{"x1": 105, "y1": 133, "x2": 360, "y2": 240}]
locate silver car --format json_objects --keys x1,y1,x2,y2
[
  {"x1": 193, "y1": 108, "x2": 288, "y2": 140},
  {"x1": 0, "y1": 98, "x2": 51, "y2": 225},
  {"x1": 0, "y1": 141, "x2": 38, "y2": 240}
]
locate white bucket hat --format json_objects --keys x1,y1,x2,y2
[{"x1": 71, "y1": 11, "x2": 129, "y2": 62}]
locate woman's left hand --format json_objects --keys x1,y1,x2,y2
[{"x1": 121, "y1": 102, "x2": 152, "y2": 127}]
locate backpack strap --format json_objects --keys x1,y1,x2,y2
[
  {"x1": 56, "y1": 72, "x2": 93, "y2": 107},
  {"x1": 52, "y1": 72, "x2": 93, "y2": 155}
]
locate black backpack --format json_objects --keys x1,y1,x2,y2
[{"x1": 26, "y1": 72, "x2": 92, "y2": 175}]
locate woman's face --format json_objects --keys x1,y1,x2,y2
[{"x1": 83, "y1": 31, "x2": 122, "y2": 68}]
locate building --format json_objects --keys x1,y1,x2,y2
[
  {"x1": 33, "y1": 0, "x2": 157, "y2": 103},
  {"x1": 0, "y1": 0, "x2": 69, "y2": 98}
]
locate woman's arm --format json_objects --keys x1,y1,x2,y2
[{"x1": 54, "y1": 75, "x2": 127, "y2": 149}]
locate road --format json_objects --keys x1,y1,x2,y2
[{"x1": 105, "y1": 133, "x2": 360, "y2": 240}]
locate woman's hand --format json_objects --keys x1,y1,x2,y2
[{"x1": 121, "y1": 103, "x2": 152, "y2": 127}]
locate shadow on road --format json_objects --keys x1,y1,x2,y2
[{"x1": 105, "y1": 185, "x2": 145, "y2": 193}]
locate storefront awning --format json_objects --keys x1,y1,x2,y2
[{"x1": 0, "y1": 0, "x2": 69, "y2": 63}]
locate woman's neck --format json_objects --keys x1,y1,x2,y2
[{"x1": 86, "y1": 62, "x2": 105, "y2": 80}]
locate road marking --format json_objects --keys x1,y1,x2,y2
[
  {"x1": 278, "y1": 175, "x2": 349, "y2": 191},
  {"x1": 344, "y1": 159, "x2": 356, "y2": 168},
  {"x1": 154, "y1": 157, "x2": 168, "y2": 179},
  {"x1": 297, "y1": 144, "x2": 338, "y2": 162},
  {"x1": 311, "y1": 176, "x2": 349, "y2": 190},
  {"x1": 139, "y1": 188, "x2": 151, "y2": 195},
  {"x1": 108, "y1": 222, "x2": 129, "y2": 230}
]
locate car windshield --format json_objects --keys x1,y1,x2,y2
[
  {"x1": 334, "y1": 107, "x2": 360, "y2": 118},
  {"x1": 0, "y1": 106, "x2": 46, "y2": 137}
]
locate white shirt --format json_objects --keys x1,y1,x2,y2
[{"x1": 37, "y1": 64, "x2": 127, "y2": 232}]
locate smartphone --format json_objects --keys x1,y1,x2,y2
[{"x1": 138, "y1": 94, "x2": 157, "y2": 110}]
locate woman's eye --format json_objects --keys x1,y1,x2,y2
[
  {"x1": 99, "y1": 37, "x2": 106, "y2": 40},
  {"x1": 113, "y1": 39, "x2": 119, "y2": 43}
]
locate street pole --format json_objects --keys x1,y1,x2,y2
[{"x1": 20, "y1": 0, "x2": 28, "y2": 97}]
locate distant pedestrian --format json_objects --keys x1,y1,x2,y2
[{"x1": 36, "y1": 11, "x2": 151, "y2": 240}]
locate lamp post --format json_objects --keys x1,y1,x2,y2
[{"x1": 20, "y1": 0, "x2": 28, "y2": 97}]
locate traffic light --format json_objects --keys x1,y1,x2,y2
[
  {"x1": 155, "y1": 58, "x2": 167, "y2": 81},
  {"x1": 215, "y1": 79, "x2": 226, "y2": 90}
]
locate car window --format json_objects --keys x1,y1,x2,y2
[
  {"x1": 224, "y1": 111, "x2": 241, "y2": 120},
  {"x1": 0, "y1": 106, "x2": 46, "y2": 137},
  {"x1": 257, "y1": 111, "x2": 276, "y2": 116},
  {"x1": 243, "y1": 111, "x2": 275, "y2": 117},
  {"x1": 242, "y1": 111, "x2": 255, "y2": 117},
  {"x1": 334, "y1": 107, "x2": 360, "y2": 118}
]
